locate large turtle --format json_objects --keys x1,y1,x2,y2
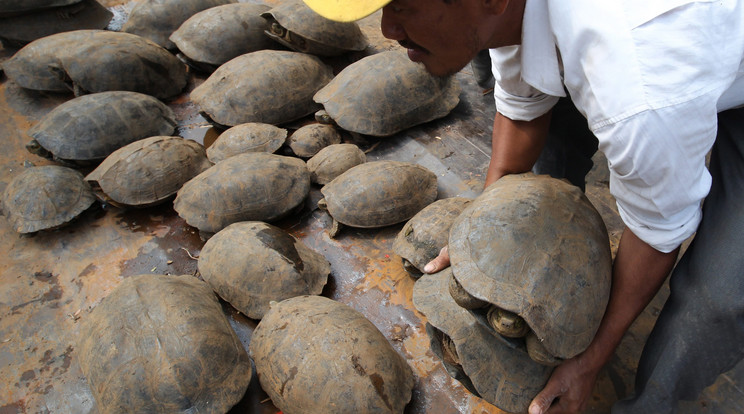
[
  {"x1": 260, "y1": 0, "x2": 367, "y2": 57},
  {"x1": 85, "y1": 136, "x2": 212, "y2": 208},
  {"x1": 250, "y1": 295, "x2": 415, "y2": 414},
  {"x1": 122, "y1": 0, "x2": 235, "y2": 50},
  {"x1": 0, "y1": 0, "x2": 112, "y2": 48},
  {"x1": 318, "y1": 160, "x2": 437, "y2": 237},
  {"x1": 198, "y1": 221, "x2": 330, "y2": 319},
  {"x1": 169, "y1": 2, "x2": 276, "y2": 72},
  {"x1": 191, "y1": 50, "x2": 333, "y2": 127},
  {"x1": 306, "y1": 143, "x2": 366, "y2": 185},
  {"x1": 173, "y1": 152, "x2": 310, "y2": 234},
  {"x1": 392, "y1": 196, "x2": 472, "y2": 277},
  {"x1": 314, "y1": 50, "x2": 461, "y2": 137},
  {"x1": 413, "y1": 269, "x2": 553, "y2": 413},
  {"x1": 2, "y1": 30, "x2": 187, "y2": 99},
  {"x1": 448, "y1": 173, "x2": 612, "y2": 364},
  {"x1": 286, "y1": 123, "x2": 342, "y2": 158},
  {"x1": 26, "y1": 91, "x2": 177, "y2": 164},
  {"x1": 206, "y1": 122, "x2": 288, "y2": 164},
  {"x1": 77, "y1": 274, "x2": 251, "y2": 414},
  {"x1": 2, "y1": 165, "x2": 96, "y2": 233}
]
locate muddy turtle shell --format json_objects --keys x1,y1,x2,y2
[
  {"x1": 448, "y1": 173, "x2": 612, "y2": 360},
  {"x1": 261, "y1": 0, "x2": 367, "y2": 57},
  {"x1": 306, "y1": 143, "x2": 366, "y2": 185},
  {"x1": 206, "y1": 122, "x2": 288, "y2": 163},
  {"x1": 77, "y1": 274, "x2": 251, "y2": 414},
  {"x1": 2, "y1": 30, "x2": 187, "y2": 99},
  {"x1": 122, "y1": 0, "x2": 235, "y2": 50},
  {"x1": 392, "y1": 197, "x2": 472, "y2": 275},
  {"x1": 27, "y1": 91, "x2": 177, "y2": 162},
  {"x1": 320, "y1": 160, "x2": 437, "y2": 229},
  {"x1": 287, "y1": 123, "x2": 341, "y2": 158},
  {"x1": 191, "y1": 50, "x2": 333, "y2": 127},
  {"x1": 313, "y1": 50, "x2": 461, "y2": 136},
  {"x1": 250, "y1": 295, "x2": 414, "y2": 414},
  {"x1": 173, "y1": 152, "x2": 310, "y2": 234},
  {"x1": 169, "y1": 3, "x2": 275, "y2": 70},
  {"x1": 85, "y1": 136, "x2": 212, "y2": 207},
  {"x1": 413, "y1": 269, "x2": 553, "y2": 413},
  {"x1": 2, "y1": 165, "x2": 95, "y2": 233},
  {"x1": 198, "y1": 221, "x2": 330, "y2": 319}
]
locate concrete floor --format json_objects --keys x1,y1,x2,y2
[{"x1": 1, "y1": 1, "x2": 743, "y2": 413}]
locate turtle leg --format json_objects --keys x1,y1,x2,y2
[
  {"x1": 525, "y1": 331, "x2": 562, "y2": 367},
  {"x1": 440, "y1": 332, "x2": 461, "y2": 367},
  {"x1": 447, "y1": 271, "x2": 488, "y2": 309},
  {"x1": 328, "y1": 219, "x2": 342, "y2": 238},
  {"x1": 401, "y1": 258, "x2": 423, "y2": 278}
]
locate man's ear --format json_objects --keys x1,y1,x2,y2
[{"x1": 482, "y1": 0, "x2": 509, "y2": 15}]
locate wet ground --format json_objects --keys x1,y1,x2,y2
[{"x1": 1, "y1": 1, "x2": 743, "y2": 413}]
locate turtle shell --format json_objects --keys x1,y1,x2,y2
[
  {"x1": 287, "y1": 123, "x2": 341, "y2": 158},
  {"x1": 0, "y1": 0, "x2": 80, "y2": 16},
  {"x1": 27, "y1": 91, "x2": 177, "y2": 163},
  {"x1": 169, "y1": 3, "x2": 276, "y2": 71},
  {"x1": 2, "y1": 30, "x2": 187, "y2": 99},
  {"x1": 250, "y1": 295, "x2": 415, "y2": 414},
  {"x1": 122, "y1": 0, "x2": 235, "y2": 50},
  {"x1": 413, "y1": 269, "x2": 553, "y2": 413},
  {"x1": 173, "y1": 152, "x2": 310, "y2": 234},
  {"x1": 2, "y1": 165, "x2": 95, "y2": 233},
  {"x1": 319, "y1": 160, "x2": 437, "y2": 230},
  {"x1": 306, "y1": 143, "x2": 366, "y2": 185},
  {"x1": 206, "y1": 122, "x2": 288, "y2": 163},
  {"x1": 313, "y1": 50, "x2": 461, "y2": 136},
  {"x1": 77, "y1": 274, "x2": 251, "y2": 414},
  {"x1": 448, "y1": 173, "x2": 612, "y2": 359},
  {"x1": 261, "y1": 0, "x2": 367, "y2": 57},
  {"x1": 198, "y1": 221, "x2": 330, "y2": 319},
  {"x1": 0, "y1": 0, "x2": 112, "y2": 48},
  {"x1": 191, "y1": 50, "x2": 333, "y2": 127},
  {"x1": 392, "y1": 197, "x2": 472, "y2": 275},
  {"x1": 85, "y1": 136, "x2": 212, "y2": 207}
]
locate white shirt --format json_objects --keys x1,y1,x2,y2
[{"x1": 490, "y1": 0, "x2": 744, "y2": 253}]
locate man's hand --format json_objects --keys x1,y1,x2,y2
[
  {"x1": 423, "y1": 246, "x2": 450, "y2": 273},
  {"x1": 528, "y1": 354, "x2": 601, "y2": 414}
]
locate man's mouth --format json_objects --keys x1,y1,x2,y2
[{"x1": 398, "y1": 40, "x2": 429, "y2": 63}]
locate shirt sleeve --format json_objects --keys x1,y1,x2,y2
[{"x1": 489, "y1": 46, "x2": 559, "y2": 121}]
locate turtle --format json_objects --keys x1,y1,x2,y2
[
  {"x1": 76, "y1": 274, "x2": 252, "y2": 414},
  {"x1": 318, "y1": 160, "x2": 437, "y2": 237},
  {"x1": 2, "y1": 30, "x2": 188, "y2": 99},
  {"x1": 173, "y1": 152, "x2": 310, "y2": 235},
  {"x1": 447, "y1": 173, "x2": 612, "y2": 364},
  {"x1": 85, "y1": 136, "x2": 212, "y2": 208},
  {"x1": 0, "y1": 0, "x2": 80, "y2": 17},
  {"x1": 313, "y1": 50, "x2": 461, "y2": 137},
  {"x1": 1, "y1": 165, "x2": 96, "y2": 233},
  {"x1": 260, "y1": 0, "x2": 368, "y2": 57},
  {"x1": 191, "y1": 50, "x2": 333, "y2": 128},
  {"x1": 205, "y1": 122, "x2": 288, "y2": 164},
  {"x1": 0, "y1": 0, "x2": 112, "y2": 48},
  {"x1": 392, "y1": 196, "x2": 472, "y2": 278},
  {"x1": 250, "y1": 295, "x2": 415, "y2": 414},
  {"x1": 198, "y1": 221, "x2": 330, "y2": 320},
  {"x1": 26, "y1": 91, "x2": 177, "y2": 164},
  {"x1": 286, "y1": 123, "x2": 342, "y2": 158},
  {"x1": 169, "y1": 2, "x2": 277, "y2": 72},
  {"x1": 306, "y1": 143, "x2": 366, "y2": 185},
  {"x1": 412, "y1": 268, "x2": 553, "y2": 413},
  {"x1": 122, "y1": 0, "x2": 235, "y2": 50}
]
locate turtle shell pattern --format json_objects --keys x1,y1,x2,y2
[
  {"x1": 27, "y1": 91, "x2": 177, "y2": 162},
  {"x1": 173, "y1": 152, "x2": 310, "y2": 234},
  {"x1": 77, "y1": 274, "x2": 251, "y2": 414},
  {"x1": 320, "y1": 160, "x2": 437, "y2": 229},
  {"x1": 306, "y1": 143, "x2": 366, "y2": 185},
  {"x1": 85, "y1": 136, "x2": 212, "y2": 207},
  {"x1": 198, "y1": 221, "x2": 330, "y2": 319},
  {"x1": 448, "y1": 173, "x2": 612, "y2": 359},
  {"x1": 2, "y1": 165, "x2": 95, "y2": 233},
  {"x1": 250, "y1": 295, "x2": 414, "y2": 414},
  {"x1": 191, "y1": 50, "x2": 333, "y2": 127},
  {"x1": 206, "y1": 122, "x2": 288, "y2": 163},
  {"x1": 313, "y1": 50, "x2": 461, "y2": 136}
]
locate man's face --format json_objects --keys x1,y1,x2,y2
[{"x1": 380, "y1": 0, "x2": 483, "y2": 77}]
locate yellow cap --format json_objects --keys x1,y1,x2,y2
[{"x1": 303, "y1": 0, "x2": 392, "y2": 22}]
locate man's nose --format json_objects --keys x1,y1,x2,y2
[{"x1": 380, "y1": 6, "x2": 405, "y2": 40}]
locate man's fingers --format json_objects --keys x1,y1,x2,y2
[
  {"x1": 529, "y1": 384, "x2": 561, "y2": 414},
  {"x1": 423, "y1": 246, "x2": 450, "y2": 273}
]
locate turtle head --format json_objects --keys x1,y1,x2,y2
[
  {"x1": 25, "y1": 140, "x2": 52, "y2": 159},
  {"x1": 315, "y1": 110, "x2": 334, "y2": 125}
]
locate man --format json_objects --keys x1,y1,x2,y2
[{"x1": 302, "y1": 0, "x2": 744, "y2": 413}]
